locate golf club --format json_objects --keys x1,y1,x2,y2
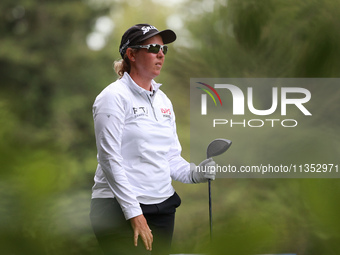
[{"x1": 206, "y1": 138, "x2": 232, "y2": 240}]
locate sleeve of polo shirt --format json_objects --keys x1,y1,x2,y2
[
  {"x1": 93, "y1": 91, "x2": 143, "y2": 220},
  {"x1": 167, "y1": 109, "x2": 194, "y2": 184}
]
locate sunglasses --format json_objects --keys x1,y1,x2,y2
[{"x1": 130, "y1": 44, "x2": 168, "y2": 55}]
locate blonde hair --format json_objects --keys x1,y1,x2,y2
[{"x1": 113, "y1": 49, "x2": 138, "y2": 78}]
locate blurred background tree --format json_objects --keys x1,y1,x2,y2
[
  {"x1": 0, "y1": 0, "x2": 112, "y2": 253},
  {"x1": 1, "y1": 0, "x2": 340, "y2": 254}
]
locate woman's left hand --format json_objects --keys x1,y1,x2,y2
[{"x1": 190, "y1": 158, "x2": 217, "y2": 183}]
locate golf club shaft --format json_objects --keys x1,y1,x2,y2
[
  {"x1": 206, "y1": 139, "x2": 232, "y2": 243},
  {"x1": 209, "y1": 179, "x2": 212, "y2": 240}
]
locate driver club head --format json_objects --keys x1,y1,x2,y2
[{"x1": 206, "y1": 138, "x2": 232, "y2": 158}]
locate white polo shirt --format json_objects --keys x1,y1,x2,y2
[{"x1": 91, "y1": 72, "x2": 192, "y2": 220}]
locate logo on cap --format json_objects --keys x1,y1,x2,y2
[
  {"x1": 141, "y1": 25, "x2": 158, "y2": 35},
  {"x1": 120, "y1": 39, "x2": 130, "y2": 55}
]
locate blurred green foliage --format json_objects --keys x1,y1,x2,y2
[{"x1": 1, "y1": 0, "x2": 340, "y2": 254}]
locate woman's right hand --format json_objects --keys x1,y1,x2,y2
[{"x1": 130, "y1": 214, "x2": 153, "y2": 251}]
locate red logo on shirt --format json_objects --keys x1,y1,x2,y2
[{"x1": 161, "y1": 108, "x2": 171, "y2": 115}]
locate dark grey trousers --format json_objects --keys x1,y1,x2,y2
[{"x1": 90, "y1": 192, "x2": 181, "y2": 255}]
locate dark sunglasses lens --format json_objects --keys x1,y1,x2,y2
[
  {"x1": 148, "y1": 45, "x2": 160, "y2": 53},
  {"x1": 162, "y1": 46, "x2": 168, "y2": 55},
  {"x1": 148, "y1": 45, "x2": 168, "y2": 55}
]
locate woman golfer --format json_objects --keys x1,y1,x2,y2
[{"x1": 90, "y1": 24, "x2": 216, "y2": 255}]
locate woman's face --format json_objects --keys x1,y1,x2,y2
[{"x1": 132, "y1": 35, "x2": 165, "y2": 80}]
